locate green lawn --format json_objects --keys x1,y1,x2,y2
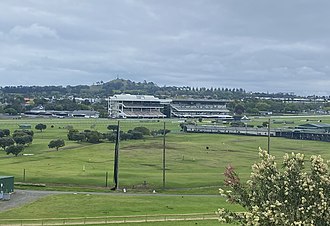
[
  {"x1": 0, "y1": 194, "x2": 242, "y2": 219},
  {"x1": 1, "y1": 117, "x2": 330, "y2": 191}
]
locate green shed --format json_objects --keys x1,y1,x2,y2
[
  {"x1": 0, "y1": 176, "x2": 14, "y2": 194},
  {"x1": 19, "y1": 124, "x2": 32, "y2": 129}
]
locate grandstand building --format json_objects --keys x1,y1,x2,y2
[
  {"x1": 108, "y1": 94, "x2": 171, "y2": 118},
  {"x1": 170, "y1": 99, "x2": 232, "y2": 118}
]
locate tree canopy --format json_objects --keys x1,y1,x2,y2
[
  {"x1": 5, "y1": 144, "x2": 24, "y2": 156},
  {"x1": 35, "y1": 123, "x2": 47, "y2": 132},
  {"x1": 48, "y1": 139, "x2": 65, "y2": 151}
]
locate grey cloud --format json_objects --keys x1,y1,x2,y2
[
  {"x1": 0, "y1": 0, "x2": 329, "y2": 95},
  {"x1": 9, "y1": 23, "x2": 59, "y2": 39}
]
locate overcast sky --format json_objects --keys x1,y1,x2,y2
[{"x1": 1, "y1": 0, "x2": 330, "y2": 95}]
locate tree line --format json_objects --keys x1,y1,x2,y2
[
  {"x1": 0, "y1": 123, "x2": 170, "y2": 156},
  {"x1": 0, "y1": 78, "x2": 329, "y2": 117},
  {"x1": 67, "y1": 125, "x2": 170, "y2": 144}
]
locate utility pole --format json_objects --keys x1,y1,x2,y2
[
  {"x1": 113, "y1": 121, "x2": 120, "y2": 190},
  {"x1": 267, "y1": 118, "x2": 271, "y2": 154},
  {"x1": 162, "y1": 121, "x2": 166, "y2": 189}
]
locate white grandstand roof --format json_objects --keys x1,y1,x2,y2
[
  {"x1": 110, "y1": 94, "x2": 171, "y2": 103},
  {"x1": 172, "y1": 98, "x2": 233, "y2": 103}
]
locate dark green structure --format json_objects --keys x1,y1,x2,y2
[
  {"x1": 296, "y1": 123, "x2": 330, "y2": 133},
  {"x1": 19, "y1": 124, "x2": 31, "y2": 129},
  {"x1": 0, "y1": 176, "x2": 14, "y2": 194}
]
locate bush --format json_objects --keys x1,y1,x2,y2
[
  {"x1": 13, "y1": 135, "x2": 33, "y2": 146},
  {"x1": 67, "y1": 129, "x2": 79, "y2": 140},
  {"x1": 5, "y1": 144, "x2": 24, "y2": 156},
  {"x1": 0, "y1": 129, "x2": 10, "y2": 137},
  {"x1": 133, "y1": 127, "x2": 150, "y2": 135},
  {"x1": 151, "y1": 129, "x2": 171, "y2": 137},
  {"x1": 85, "y1": 131, "x2": 102, "y2": 143},
  {"x1": 218, "y1": 148, "x2": 330, "y2": 225},
  {"x1": 130, "y1": 131, "x2": 143, "y2": 140},
  {"x1": 14, "y1": 130, "x2": 34, "y2": 137}
]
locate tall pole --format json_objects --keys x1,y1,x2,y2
[
  {"x1": 113, "y1": 121, "x2": 120, "y2": 190},
  {"x1": 162, "y1": 121, "x2": 166, "y2": 189},
  {"x1": 267, "y1": 118, "x2": 271, "y2": 154}
]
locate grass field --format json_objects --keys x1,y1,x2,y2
[
  {"x1": 1, "y1": 116, "x2": 330, "y2": 191},
  {"x1": 0, "y1": 116, "x2": 329, "y2": 224},
  {"x1": 0, "y1": 194, "x2": 242, "y2": 218},
  {"x1": 0, "y1": 193, "x2": 239, "y2": 225}
]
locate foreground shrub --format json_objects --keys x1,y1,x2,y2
[{"x1": 218, "y1": 148, "x2": 330, "y2": 226}]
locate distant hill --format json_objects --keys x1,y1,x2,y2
[{"x1": 0, "y1": 78, "x2": 252, "y2": 99}]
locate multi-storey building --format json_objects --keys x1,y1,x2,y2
[{"x1": 108, "y1": 94, "x2": 171, "y2": 118}]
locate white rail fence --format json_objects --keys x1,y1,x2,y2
[{"x1": 0, "y1": 212, "x2": 218, "y2": 225}]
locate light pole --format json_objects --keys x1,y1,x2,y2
[
  {"x1": 267, "y1": 118, "x2": 271, "y2": 154},
  {"x1": 113, "y1": 121, "x2": 120, "y2": 190},
  {"x1": 162, "y1": 121, "x2": 166, "y2": 189}
]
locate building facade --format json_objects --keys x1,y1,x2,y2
[
  {"x1": 108, "y1": 94, "x2": 171, "y2": 118},
  {"x1": 170, "y1": 99, "x2": 231, "y2": 118}
]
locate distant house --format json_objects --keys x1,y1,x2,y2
[
  {"x1": 70, "y1": 110, "x2": 100, "y2": 118},
  {"x1": 259, "y1": 111, "x2": 273, "y2": 116},
  {"x1": 241, "y1": 115, "x2": 250, "y2": 122},
  {"x1": 24, "y1": 105, "x2": 46, "y2": 117},
  {"x1": 23, "y1": 98, "x2": 34, "y2": 106}
]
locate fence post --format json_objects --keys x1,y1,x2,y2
[
  {"x1": 23, "y1": 169, "x2": 26, "y2": 182},
  {"x1": 105, "y1": 172, "x2": 108, "y2": 187}
]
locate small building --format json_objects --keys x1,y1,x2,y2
[
  {"x1": 70, "y1": 110, "x2": 100, "y2": 118},
  {"x1": 0, "y1": 176, "x2": 14, "y2": 195},
  {"x1": 19, "y1": 124, "x2": 32, "y2": 129}
]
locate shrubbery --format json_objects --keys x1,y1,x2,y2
[
  {"x1": 218, "y1": 148, "x2": 330, "y2": 225},
  {"x1": 68, "y1": 126, "x2": 156, "y2": 144},
  {"x1": 0, "y1": 129, "x2": 34, "y2": 156}
]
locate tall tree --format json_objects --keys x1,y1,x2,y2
[
  {"x1": 35, "y1": 123, "x2": 47, "y2": 132},
  {"x1": 48, "y1": 139, "x2": 65, "y2": 151}
]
